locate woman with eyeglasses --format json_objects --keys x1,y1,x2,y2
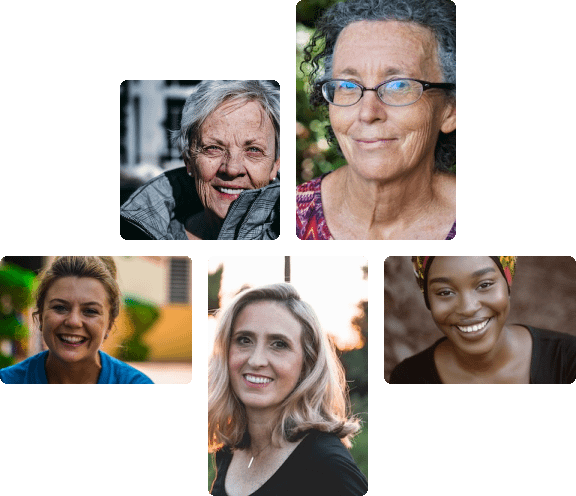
[{"x1": 297, "y1": 0, "x2": 456, "y2": 240}]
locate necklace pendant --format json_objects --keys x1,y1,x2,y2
[{"x1": 248, "y1": 456, "x2": 254, "y2": 468}]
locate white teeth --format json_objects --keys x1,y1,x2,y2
[
  {"x1": 457, "y1": 319, "x2": 490, "y2": 333},
  {"x1": 60, "y1": 335, "x2": 86, "y2": 344},
  {"x1": 218, "y1": 187, "x2": 244, "y2": 195},
  {"x1": 245, "y1": 374, "x2": 272, "y2": 384}
]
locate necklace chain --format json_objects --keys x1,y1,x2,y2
[{"x1": 247, "y1": 441, "x2": 272, "y2": 468}]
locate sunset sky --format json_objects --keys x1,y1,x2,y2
[{"x1": 208, "y1": 256, "x2": 367, "y2": 350}]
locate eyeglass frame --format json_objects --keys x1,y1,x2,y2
[{"x1": 319, "y1": 78, "x2": 456, "y2": 107}]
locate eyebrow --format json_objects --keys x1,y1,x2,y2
[
  {"x1": 429, "y1": 267, "x2": 497, "y2": 285},
  {"x1": 233, "y1": 329, "x2": 294, "y2": 344},
  {"x1": 334, "y1": 66, "x2": 411, "y2": 81},
  {"x1": 48, "y1": 298, "x2": 103, "y2": 307}
]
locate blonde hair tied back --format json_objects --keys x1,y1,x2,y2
[{"x1": 33, "y1": 256, "x2": 120, "y2": 330}]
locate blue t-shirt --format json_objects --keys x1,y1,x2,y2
[{"x1": 0, "y1": 350, "x2": 154, "y2": 384}]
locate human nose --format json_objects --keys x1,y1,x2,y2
[
  {"x1": 357, "y1": 89, "x2": 387, "y2": 123},
  {"x1": 247, "y1": 344, "x2": 268, "y2": 368},
  {"x1": 456, "y1": 291, "x2": 482, "y2": 316},
  {"x1": 65, "y1": 307, "x2": 83, "y2": 327},
  {"x1": 219, "y1": 150, "x2": 245, "y2": 177}
]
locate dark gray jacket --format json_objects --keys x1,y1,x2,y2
[{"x1": 120, "y1": 167, "x2": 279, "y2": 240}]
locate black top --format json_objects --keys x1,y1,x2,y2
[
  {"x1": 389, "y1": 326, "x2": 576, "y2": 384},
  {"x1": 210, "y1": 430, "x2": 368, "y2": 496},
  {"x1": 120, "y1": 167, "x2": 280, "y2": 240}
]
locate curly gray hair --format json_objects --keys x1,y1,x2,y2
[
  {"x1": 171, "y1": 80, "x2": 280, "y2": 164},
  {"x1": 303, "y1": 0, "x2": 455, "y2": 170}
]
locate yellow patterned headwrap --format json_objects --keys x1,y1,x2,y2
[{"x1": 412, "y1": 256, "x2": 517, "y2": 309}]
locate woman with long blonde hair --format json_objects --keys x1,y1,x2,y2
[{"x1": 209, "y1": 283, "x2": 367, "y2": 496}]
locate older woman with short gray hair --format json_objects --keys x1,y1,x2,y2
[
  {"x1": 121, "y1": 80, "x2": 280, "y2": 240},
  {"x1": 297, "y1": 0, "x2": 456, "y2": 240}
]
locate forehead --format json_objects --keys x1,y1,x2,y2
[
  {"x1": 200, "y1": 99, "x2": 275, "y2": 143},
  {"x1": 233, "y1": 301, "x2": 302, "y2": 339},
  {"x1": 333, "y1": 20, "x2": 441, "y2": 80},
  {"x1": 428, "y1": 257, "x2": 499, "y2": 281},
  {"x1": 45, "y1": 276, "x2": 109, "y2": 304}
]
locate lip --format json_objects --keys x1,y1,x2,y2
[
  {"x1": 456, "y1": 317, "x2": 492, "y2": 327},
  {"x1": 243, "y1": 373, "x2": 273, "y2": 388},
  {"x1": 245, "y1": 373, "x2": 272, "y2": 379},
  {"x1": 213, "y1": 185, "x2": 248, "y2": 199},
  {"x1": 354, "y1": 138, "x2": 396, "y2": 149},
  {"x1": 57, "y1": 334, "x2": 89, "y2": 347},
  {"x1": 453, "y1": 318, "x2": 492, "y2": 341}
]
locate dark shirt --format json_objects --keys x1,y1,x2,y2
[
  {"x1": 120, "y1": 167, "x2": 280, "y2": 240},
  {"x1": 389, "y1": 326, "x2": 576, "y2": 384},
  {"x1": 211, "y1": 430, "x2": 367, "y2": 496}
]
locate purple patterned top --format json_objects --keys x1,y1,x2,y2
[{"x1": 296, "y1": 174, "x2": 456, "y2": 240}]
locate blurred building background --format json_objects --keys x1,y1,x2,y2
[{"x1": 120, "y1": 80, "x2": 201, "y2": 205}]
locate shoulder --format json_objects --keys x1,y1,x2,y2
[
  {"x1": 297, "y1": 430, "x2": 367, "y2": 495},
  {"x1": 389, "y1": 339, "x2": 444, "y2": 384},
  {"x1": 0, "y1": 351, "x2": 48, "y2": 384},
  {"x1": 296, "y1": 174, "x2": 331, "y2": 240},
  {"x1": 99, "y1": 352, "x2": 154, "y2": 384},
  {"x1": 301, "y1": 430, "x2": 350, "y2": 454},
  {"x1": 296, "y1": 175, "x2": 323, "y2": 211},
  {"x1": 526, "y1": 326, "x2": 576, "y2": 383}
]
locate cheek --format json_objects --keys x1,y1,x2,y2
[
  {"x1": 193, "y1": 163, "x2": 219, "y2": 210},
  {"x1": 228, "y1": 347, "x2": 244, "y2": 374},
  {"x1": 285, "y1": 355, "x2": 304, "y2": 385},
  {"x1": 491, "y1": 289, "x2": 511, "y2": 317}
]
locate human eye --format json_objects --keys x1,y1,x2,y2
[
  {"x1": 235, "y1": 335, "x2": 252, "y2": 346},
  {"x1": 84, "y1": 307, "x2": 100, "y2": 315},
  {"x1": 434, "y1": 288, "x2": 454, "y2": 297},
  {"x1": 52, "y1": 305, "x2": 100, "y2": 315},
  {"x1": 246, "y1": 146, "x2": 264, "y2": 156},
  {"x1": 336, "y1": 80, "x2": 359, "y2": 92},
  {"x1": 477, "y1": 281, "x2": 494, "y2": 291},
  {"x1": 271, "y1": 340, "x2": 288, "y2": 350},
  {"x1": 435, "y1": 281, "x2": 494, "y2": 298},
  {"x1": 387, "y1": 79, "x2": 411, "y2": 90},
  {"x1": 202, "y1": 145, "x2": 224, "y2": 157}
]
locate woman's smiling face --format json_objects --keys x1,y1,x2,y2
[
  {"x1": 427, "y1": 257, "x2": 511, "y2": 356},
  {"x1": 228, "y1": 301, "x2": 304, "y2": 416},
  {"x1": 328, "y1": 20, "x2": 456, "y2": 181},
  {"x1": 190, "y1": 99, "x2": 280, "y2": 221},
  {"x1": 41, "y1": 277, "x2": 111, "y2": 365}
]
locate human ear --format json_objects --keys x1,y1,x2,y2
[
  {"x1": 270, "y1": 158, "x2": 280, "y2": 181},
  {"x1": 440, "y1": 99, "x2": 456, "y2": 134}
]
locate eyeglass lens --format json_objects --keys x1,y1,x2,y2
[{"x1": 323, "y1": 79, "x2": 425, "y2": 107}]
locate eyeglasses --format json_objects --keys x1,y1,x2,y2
[{"x1": 321, "y1": 78, "x2": 456, "y2": 107}]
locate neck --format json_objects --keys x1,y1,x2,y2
[
  {"x1": 330, "y1": 164, "x2": 452, "y2": 238},
  {"x1": 245, "y1": 408, "x2": 278, "y2": 452},
  {"x1": 45, "y1": 352, "x2": 102, "y2": 384},
  {"x1": 451, "y1": 326, "x2": 515, "y2": 375}
]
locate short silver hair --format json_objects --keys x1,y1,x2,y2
[{"x1": 171, "y1": 80, "x2": 280, "y2": 163}]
